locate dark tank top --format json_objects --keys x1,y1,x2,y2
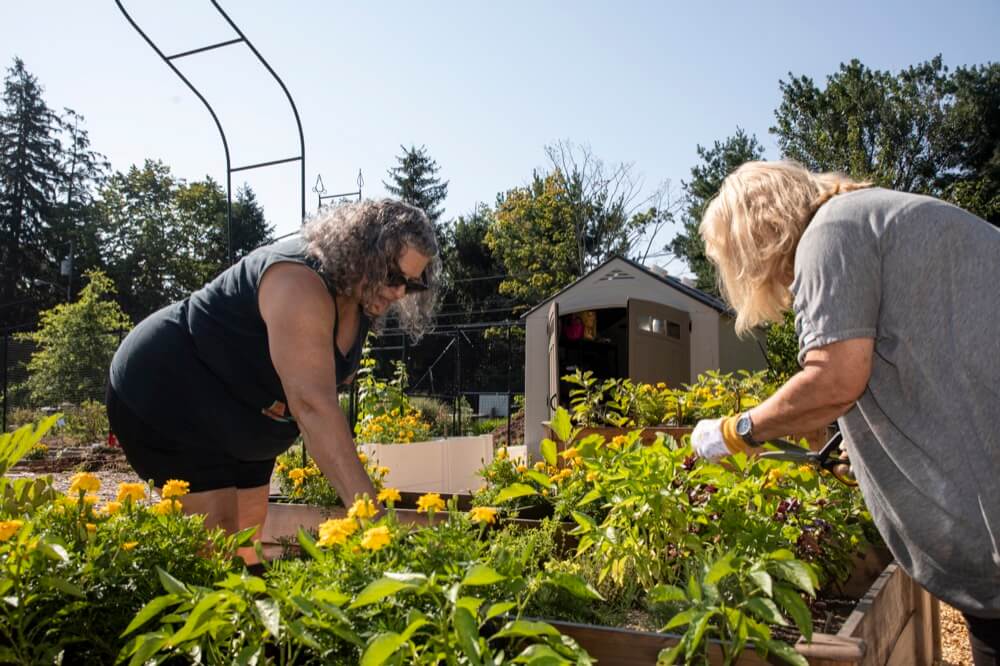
[{"x1": 109, "y1": 236, "x2": 368, "y2": 460}]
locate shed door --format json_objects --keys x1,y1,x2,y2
[
  {"x1": 547, "y1": 301, "x2": 560, "y2": 417},
  {"x1": 628, "y1": 298, "x2": 690, "y2": 387}
]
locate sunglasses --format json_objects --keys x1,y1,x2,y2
[{"x1": 386, "y1": 266, "x2": 429, "y2": 294}]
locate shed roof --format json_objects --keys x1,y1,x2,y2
[{"x1": 521, "y1": 255, "x2": 731, "y2": 318}]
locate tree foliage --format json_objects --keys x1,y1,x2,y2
[
  {"x1": 16, "y1": 270, "x2": 131, "y2": 406},
  {"x1": 383, "y1": 144, "x2": 449, "y2": 230},
  {"x1": 439, "y1": 203, "x2": 508, "y2": 321},
  {"x1": 0, "y1": 57, "x2": 65, "y2": 328},
  {"x1": 485, "y1": 170, "x2": 579, "y2": 304},
  {"x1": 668, "y1": 129, "x2": 765, "y2": 296}
]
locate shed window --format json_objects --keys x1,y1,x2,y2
[{"x1": 667, "y1": 321, "x2": 681, "y2": 339}]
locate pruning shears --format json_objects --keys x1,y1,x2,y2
[{"x1": 758, "y1": 431, "x2": 858, "y2": 487}]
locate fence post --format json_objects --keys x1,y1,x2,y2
[
  {"x1": 506, "y1": 324, "x2": 512, "y2": 449},
  {"x1": 1, "y1": 334, "x2": 7, "y2": 433},
  {"x1": 456, "y1": 332, "x2": 462, "y2": 436}
]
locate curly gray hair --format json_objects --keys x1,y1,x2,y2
[{"x1": 301, "y1": 199, "x2": 440, "y2": 340}]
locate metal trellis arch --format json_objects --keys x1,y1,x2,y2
[{"x1": 114, "y1": 0, "x2": 307, "y2": 265}]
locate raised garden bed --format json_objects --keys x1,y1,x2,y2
[
  {"x1": 258, "y1": 500, "x2": 938, "y2": 665},
  {"x1": 358, "y1": 434, "x2": 493, "y2": 494}
]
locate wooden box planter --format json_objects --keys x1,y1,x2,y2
[
  {"x1": 547, "y1": 558, "x2": 940, "y2": 666},
  {"x1": 358, "y1": 435, "x2": 493, "y2": 495}
]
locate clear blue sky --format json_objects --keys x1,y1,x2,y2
[{"x1": 4, "y1": 1, "x2": 998, "y2": 272}]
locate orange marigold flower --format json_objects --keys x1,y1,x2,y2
[{"x1": 0, "y1": 520, "x2": 24, "y2": 541}]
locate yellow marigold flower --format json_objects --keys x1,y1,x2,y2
[
  {"x1": 85, "y1": 523, "x2": 97, "y2": 534},
  {"x1": 101, "y1": 501, "x2": 122, "y2": 515},
  {"x1": 162, "y1": 479, "x2": 190, "y2": 499},
  {"x1": 360, "y1": 525, "x2": 391, "y2": 551},
  {"x1": 610, "y1": 435, "x2": 628, "y2": 449},
  {"x1": 469, "y1": 507, "x2": 497, "y2": 525},
  {"x1": 533, "y1": 461, "x2": 547, "y2": 472},
  {"x1": 69, "y1": 472, "x2": 101, "y2": 494},
  {"x1": 416, "y1": 492, "x2": 445, "y2": 513},
  {"x1": 377, "y1": 487, "x2": 401, "y2": 504},
  {"x1": 377, "y1": 466, "x2": 391, "y2": 476},
  {"x1": 495, "y1": 447, "x2": 507, "y2": 461},
  {"x1": 358, "y1": 452, "x2": 368, "y2": 465},
  {"x1": 116, "y1": 482, "x2": 146, "y2": 503},
  {"x1": 407, "y1": 430, "x2": 414, "y2": 439},
  {"x1": 348, "y1": 498, "x2": 378, "y2": 520},
  {"x1": 798, "y1": 465, "x2": 813, "y2": 475},
  {"x1": 657, "y1": 382, "x2": 667, "y2": 389},
  {"x1": 152, "y1": 499, "x2": 181, "y2": 515},
  {"x1": 288, "y1": 468, "x2": 306, "y2": 482},
  {"x1": 516, "y1": 465, "x2": 528, "y2": 473},
  {"x1": 541, "y1": 489, "x2": 549, "y2": 497},
  {"x1": 586, "y1": 471, "x2": 599, "y2": 483},
  {"x1": 121, "y1": 541, "x2": 139, "y2": 551},
  {"x1": 66, "y1": 493, "x2": 99, "y2": 507},
  {"x1": 274, "y1": 461, "x2": 286, "y2": 473},
  {"x1": 391, "y1": 408, "x2": 399, "y2": 416},
  {"x1": 0, "y1": 520, "x2": 24, "y2": 541}
]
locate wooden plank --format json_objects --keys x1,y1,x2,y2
[
  {"x1": 884, "y1": 613, "x2": 918, "y2": 666},
  {"x1": 841, "y1": 565, "x2": 915, "y2": 666},
  {"x1": 913, "y1": 584, "x2": 940, "y2": 666}
]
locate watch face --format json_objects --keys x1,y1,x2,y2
[{"x1": 736, "y1": 414, "x2": 753, "y2": 437}]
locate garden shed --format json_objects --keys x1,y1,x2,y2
[{"x1": 521, "y1": 256, "x2": 768, "y2": 458}]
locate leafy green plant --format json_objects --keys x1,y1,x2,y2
[
  {"x1": 59, "y1": 399, "x2": 110, "y2": 445},
  {"x1": 652, "y1": 550, "x2": 818, "y2": 666}
]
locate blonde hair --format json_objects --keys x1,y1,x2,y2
[{"x1": 700, "y1": 161, "x2": 871, "y2": 335}]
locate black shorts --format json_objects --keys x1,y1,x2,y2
[{"x1": 105, "y1": 382, "x2": 276, "y2": 493}]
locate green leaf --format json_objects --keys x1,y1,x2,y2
[
  {"x1": 121, "y1": 595, "x2": 179, "y2": 637},
  {"x1": 768, "y1": 560, "x2": 818, "y2": 596},
  {"x1": 462, "y1": 564, "x2": 505, "y2": 587},
  {"x1": 704, "y1": 553, "x2": 735, "y2": 585},
  {"x1": 37, "y1": 542, "x2": 69, "y2": 563},
  {"x1": 40, "y1": 576, "x2": 84, "y2": 598},
  {"x1": 361, "y1": 632, "x2": 406, "y2": 666},
  {"x1": 576, "y1": 488, "x2": 603, "y2": 506},
  {"x1": 313, "y1": 589, "x2": 350, "y2": 607},
  {"x1": 513, "y1": 644, "x2": 569, "y2": 664},
  {"x1": 760, "y1": 639, "x2": 809, "y2": 666},
  {"x1": 255, "y1": 598, "x2": 280, "y2": 637},
  {"x1": 686, "y1": 611, "x2": 717, "y2": 662},
  {"x1": 524, "y1": 469, "x2": 554, "y2": 487},
  {"x1": 485, "y1": 601, "x2": 516, "y2": 621},
  {"x1": 496, "y1": 483, "x2": 539, "y2": 504},
  {"x1": 541, "y1": 438, "x2": 558, "y2": 467},
  {"x1": 168, "y1": 591, "x2": 228, "y2": 645},
  {"x1": 156, "y1": 567, "x2": 190, "y2": 596},
  {"x1": 744, "y1": 597, "x2": 787, "y2": 626},
  {"x1": 491, "y1": 620, "x2": 561, "y2": 641},
  {"x1": 546, "y1": 572, "x2": 605, "y2": 601},
  {"x1": 664, "y1": 608, "x2": 698, "y2": 631},
  {"x1": 686, "y1": 574, "x2": 702, "y2": 603},
  {"x1": 550, "y1": 407, "x2": 572, "y2": 443},
  {"x1": 773, "y1": 585, "x2": 813, "y2": 641},
  {"x1": 126, "y1": 632, "x2": 170, "y2": 666},
  {"x1": 748, "y1": 569, "x2": 773, "y2": 597},
  {"x1": 648, "y1": 585, "x2": 687, "y2": 604},
  {"x1": 456, "y1": 596, "x2": 484, "y2": 615},
  {"x1": 570, "y1": 510, "x2": 597, "y2": 532},
  {"x1": 350, "y1": 577, "x2": 419, "y2": 609},
  {"x1": 454, "y1": 607, "x2": 483, "y2": 664},
  {"x1": 401, "y1": 615, "x2": 429, "y2": 641},
  {"x1": 657, "y1": 641, "x2": 685, "y2": 665},
  {"x1": 297, "y1": 527, "x2": 324, "y2": 561}
]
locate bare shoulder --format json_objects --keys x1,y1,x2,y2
[{"x1": 258, "y1": 262, "x2": 334, "y2": 326}]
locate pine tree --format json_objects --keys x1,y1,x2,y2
[
  {"x1": 383, "y1": 144, "x2": 449, "y2": 230},
  {"x1": 0, "y1": 57, "x2": 64, "y2": 329},
  {"x1": 231, "y1": 184, "x2": 274, "y2": 260}
]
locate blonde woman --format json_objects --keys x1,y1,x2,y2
[
  {"x1": 690, "y1": 161, "x2": 999, "y2": 662},
  {"x1": 106, "y1": 199, "x2": 439, "y2": 566}
]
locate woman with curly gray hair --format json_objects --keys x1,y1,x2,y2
[{"x1": 106, "y1": 199, "x2": 439, "y2": 565}]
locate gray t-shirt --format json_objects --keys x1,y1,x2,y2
[{"x1": 792, "y1": 188, "x2": 1000, "y2": 616}]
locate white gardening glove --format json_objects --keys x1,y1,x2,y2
[{"x1": 691, "y1": 418, "x2": 731, "y2": 462}]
